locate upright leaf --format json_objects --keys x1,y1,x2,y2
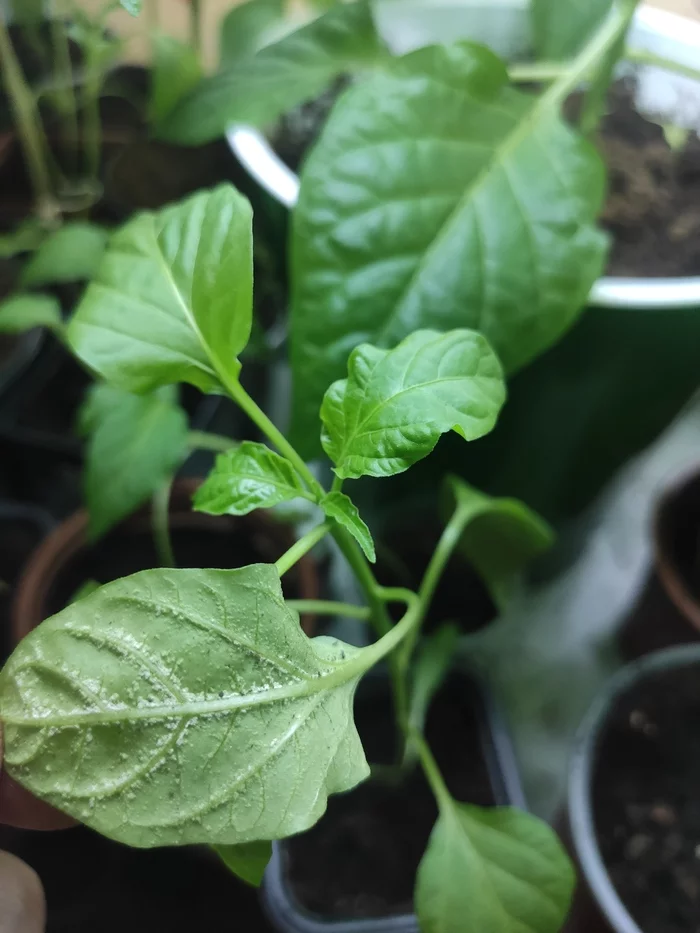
[
  {"x1": 290, "y1": 42, "x2": 607, "y2": 454},
  {"x1": 321, "y1": 330, "x2": 505, "y2": 480},
  {"x1": 320, "y1": 491, "x2": 375, "y2": 562},
  {"x1": 531, "y1": 0, "x2": 612, "y2": 60},
  {"x1": 0, "y1": 565, "x2": 369, "y2": 847},
  {"x1": 445, "y1": 476, "x2": 554, "y2": 612},
  {"x1": 160, "y1": 0, "x2": 387, "y2": 145},
  {"x1": 194, "y1": 442, "x2": 312, "y2": 516},
  {"x1": 21, "y1": 223, "x2": 108, "y2": 289},
  {"x1": 219, "y1": 0, "x2": 284, "y2": 66},
  {"x1": 214, "y1": 841, "x2": 272, "y2": 887},
  {"x1": 149, "y1": 35, "x2": 203, "y2": 129},
  {"x1": 0, "y1": 294, "x2": 63, "y2": 335},
  {"x1": 416, "y1": 803, "x2": 574, "y2": 933},
  {"x1": 68, "y1": 185, "x2": 253, "y2": 393},
  {"x1": 78, "y1": 384, "x2": 189, "y2": 539}
]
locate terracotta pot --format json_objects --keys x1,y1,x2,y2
[
  {"x1": 11, "y1": 478, "x2": 319, "y2": 645},
  {"x1": 653, "y1": 465, "x2": 700, "y2": 633}
]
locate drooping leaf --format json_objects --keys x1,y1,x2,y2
[
  {"x1": 290, "y1": 41, "x2": 607, "y2": 454},
  {"x1": 320, "y1": 329, "x2": 505, "y2": 480},
  {"x1": 214, "y1": 840, "x2": 273, "y2": 887},
  {"x1": 531, "y1": 0, "x2": 612, "y2": 60},
  {"x1": 0, "y1": 564, "x2": 369, "y2": 847},
  {"x1": 194, "y1": 442, "x2": 311, "y2": 517},
  {"x1": 79, "y1": 384, "x2": 189, "y2": 539},
  {"x1": 67, "y1": 185, "x2": 253, "y2": 393},
  {"x1": 20, "y1": 223, "x2": 108, "y2": 289},
  {"x1": 416, "y1": 803, "x2": 574, "y2": 933},
  {"x1": 149, "y1": 35, "x2": 203, "y2": 129},
  {"x1": 160, "y1": 0, "x2": 387, "y2": 145},
  {"x1": 407, "y1": 624, "x2": 459, "y2": 738},
  {"x1": 320, "y1": 491, "x2": 375, "y2": 562},
  {"x1": 444, "y1": 476, "x2": 554, "y2": 612},
  {"x1": 0, "y1": 294, "x2": 63, "y2": 334},
  {"x1": 219, "y1": 0, "x2": 284, "y2": 66}
]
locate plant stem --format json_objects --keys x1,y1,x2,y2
[
  {"x1": 186, "y1": 430, "x2": 238, "y2": 454},
  {"x1": 625, "y1": 47, "x2": 700, "y2": 84},
  {"x1": 152, "y1": 477, "x2": 176, "y2": 568},
  {"x1": 0, "y1": 17, "x2": 57, "y2": 222},
  {"x1": 50, "y1": 5, "x2": 80, "y2": 174},
  {"x1": 82, "y1": 49, "x2": 103, "y2": 185},
  {"x1": 275, "y1": 522, "x2": 330, "y2": 576},
  {"x1": 411, "y1": 728, "x2": 453, "y2": 812},
  {"x1": 285, "y1": 600, "x2": 371, "y2": 620},
  {"x1": 508, "y1": 61, "x2": 568, "y2": 83}
]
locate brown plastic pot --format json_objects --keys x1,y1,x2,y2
[
  {"x1": 11, "y1": 478, "x2": 320, "y2": 645},
  {"x1": 653, "y1": 465, "x2": 700, "y2": 634}
]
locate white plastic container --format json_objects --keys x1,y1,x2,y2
[{"x1": 228, "y1": 3, "x2": 700, "y2": 310}]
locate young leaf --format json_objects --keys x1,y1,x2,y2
[
  {"x1": 416, "y1": 803, "x2": 574, "y2": 933},
  {"x1": 21, "y1": 223, "x2": 107, "y2": 289},
  {"x1": 445, "y1": 476, "x2": 554, "y2": 612},
  {"x1": 79, "y1": 384, "x2": 189, "y2": 539},
  {"x1": 118, "y1": 0, "x2": 142, "y2": 14},
  {"x1": 408, "y1": 624, "x2": 460, "y2": 738},
  {"x1": 149, "y1": 35, "x2": 203, "y2": 129},
  {"x1": 321, "y1": 330, "x2": 505, "y2": 480},
  {"x1": 67, "y1": 185, "x2": 253, "y2": 394},
  {"x1": 531, "y1": 0, "x2": 612, "y2": 60},
  {"x1": 320, "y1": 491, "x2": 375, "y2": 562},
  {"x1": 0, "y1": 294, "x2": 63, "y2": 334},
  {"x1": 193, "y1": 442, "x2": 312, "y2": 517},
  {"x1": 0, "y1": 565, "x2": 369, "y2": 848},
  {"x1": 290, "y1": 42, "x2": 607, "y2": 454},
  {"x1": 160, "y1": 0, "x2": 387, "y2": 145},
  {"x1": 214, "y1": 841, "x2": 272, "y2": 887},
  {"x1": 219, "y1": 0, "x2": 284, "y2": 66}
]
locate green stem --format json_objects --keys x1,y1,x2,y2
[
  {"x1": 186, "y1": 430, "x2": 238, "y2": 455},
  {"x1": 82, "y1": 51, "x2": 103, "y2": 184},
  {"x1": 190, "y1": 0, "x2": 203, "y2": 60},
  {"x1": 0, "y1": 17, "x2": 57, "y2": 222},
  {"x1": 508, "y1": 61, "x2": 568, "y2": 83},
  {"x1": 275, "y1": 522, "x2": 330, "y2": 576},
  {"x1": 285, "y1": 600, "x2": 371, "y2": 621},
  {"x1": 412, "y1": 728, "x2": 453, "y2": 812},
  {"x1": 50, "y1": 6, "x2": 79, "y2": 174},
  {"x1": 152, "y1": 477, "x2": 176, "y2": 568},
  {"x1": 625, "y1": 46, "x2": 700, "y2": 84}
]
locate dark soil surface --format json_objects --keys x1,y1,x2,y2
[
  {"x1": 596, "y1": 81, "x2": 700, "y2": 277},
  {"x1": 286, "y1": 675, "x2": 496, "y2": 919},
  {"x1": 593, "y1": 664, "x2": 700, "y2": 933}
]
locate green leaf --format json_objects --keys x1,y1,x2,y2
[
  {"x1": 0, "y1": 294, "x2": 63, "y2": 334},
  {"x1": 408, "y1": 624, "x2": 459, "y2": 738},
  {"x1": 320, "y1": 329, "x2": 505, "y2": 480},
  {"x1": 0, "y1": 564, "x2": 369, "y2": 847},
  {"x1": 416, "y1": 803, "x2": 574, "y2": 933},
  {"x1": 0, "y1": 219, "x2": 47, "y2": 259},
  {"x1": 194, "y1": 442, "x2": 311, "y2": 517},
  {"x1": 219, "y1": 0, "x2": 284, "y2": 66},
  {"x1": 79, "y1": 384, "x2": 189, "y2": 539},
  {"x1": 8, "y1": 0, "x2": 44, "y2": 24},
  {"x1": 118, "y1": 0, "x2": 142, "y2": 14},
  {"x1": 531, "y1": 0, "x2": 612, "y2": 59},
  {"x1": 160, "y1": 0, "x2": 386, "y2": 145},
  {"x1": 149, "y1": 35, "x2": 203, "y2": 129},
  {"x1": 290, "y1": 42, "x2": 607, "y2": 454},
  {"x1": 67, "y1": 185, "x2": 253, "y2": 394},
  {"x1": 445, "y1": 476, "x2": 554, "y2": 612},
  {"x1": 320, "y1": 491, "x2": 375, "y2": 562},
  {"x1": 21, "y1": 223, "x2": 108, "y2": 289},
  {"x1": 214, "y1": 840, "x2": 272, "y2": 887}
]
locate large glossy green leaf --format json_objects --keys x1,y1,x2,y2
[
  {"x1": 149, "y1": 35, "x2": 203, "y2": 129},
  {"x1": 416, "y1": 803, "x2": 574, "y2": 933},
  {"x1": 219, "y1": 0, "x2": 284, "y2": 66},
  {"x1": 67, "y1": 185, "x2": 253, "y2": 394},
  {"x1": 320, "y1": 491, "x2": 375, "y2": 562},
  {"x1": 160, "y1": 0, "x2": 386, "y2": 145},
  {"x1": 78, "y1": 384, "x2": 189, "y2": 539},
  {"x1": 0, "y1": 565, "x2": 369, "y2": 847},
  {"x1": 21, "y1": 223, "x2": 108, "y2": 289},
  {"x1": 213, "y1": 841, "x2": 272, "y2": 887},
  {"x1": 531, "y1": 0, "x2": 612, "y2": 59},
  {"x1": 193, "y1": 442, "x2": 312, "y2": 516},
  {"x1": 290, "y1": 42, "x2": 607, "y2": 454},
  {"x1": 0, "y1": 294, "x2": 63, "y2": 334},
  {"x1": 445, "y1": 476, "x2": 554, "y2": 612},
  {"x1": 320, "y1": 330, "x2": 505, "y2": 480}
]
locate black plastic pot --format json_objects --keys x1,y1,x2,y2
[
  {"x1": 262, "y1": 668, "x2": 526, "y2": 933},
  {"x1": 568, "y1": 644, "x2": 700, "y2": 933}
]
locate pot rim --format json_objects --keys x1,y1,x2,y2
[
  {"x1": 568, "y1": 643, "x2": 700, "y2": 933},
  {"x1": 227, "y1": 4, "x2": 700, "y2": 310}
]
